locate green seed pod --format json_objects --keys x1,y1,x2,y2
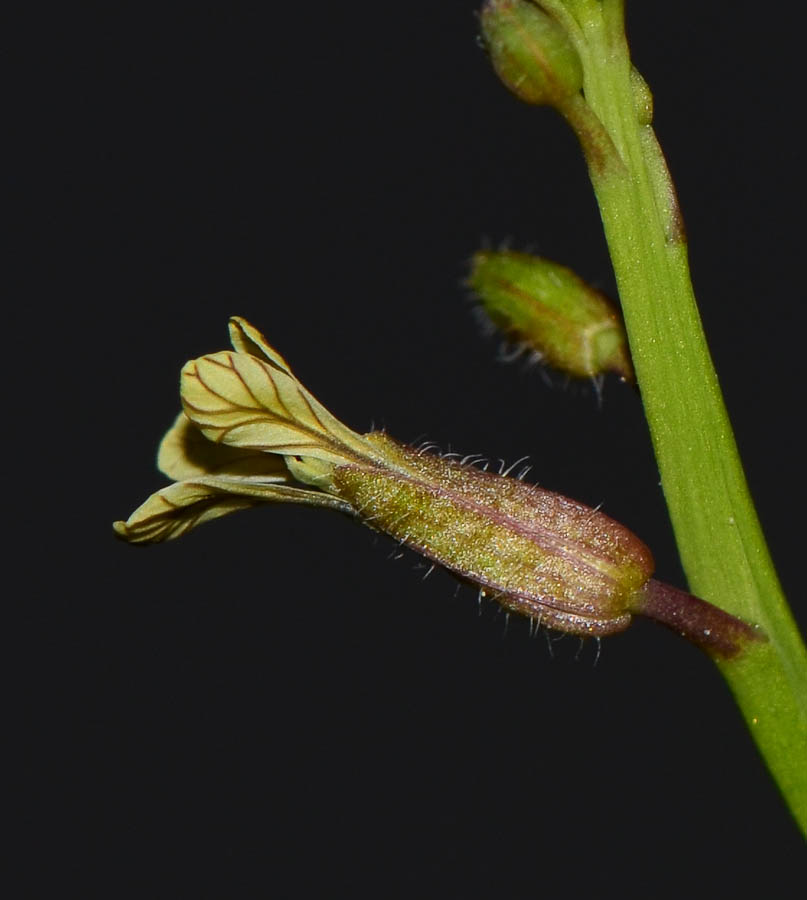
[
  {"x1": 468, "y1": 249, "x2": 634, "y2": 382},
  {"x1": 480, "y1": 0, "x2": 583, "y2": 107}
]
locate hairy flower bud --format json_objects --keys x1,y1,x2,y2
[
  {"x1": 480, "y1": 0, "x2": 583, "y2": 107},
  {"x1": 114, "y1": 318, "x2": 764, "y2": 658},
  {"x1": 469, "y1": 249, "x2": 634, "y2": 381}
]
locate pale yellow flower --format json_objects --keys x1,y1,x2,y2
[
  {"x1": 113, "y1": 317, "x2": 367, "y2": 543},
  {"x1": 115, "y1": 317, "x2": 762, "y2": 657}
]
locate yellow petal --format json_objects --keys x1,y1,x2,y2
[
  {"x1": 180, "y1": 344, "x2": 380, "y2": 466},
  {"x1": 113, "y1": 475, "x2": 352, "y2": 544},
  {"x1": 228, "y1": 316, "x2": 293, "y2": 370},
  {"x1": 157, "y1": 412, "x2": 291, "y2": 481}
]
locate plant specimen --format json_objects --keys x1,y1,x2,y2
[{"x1": 115, "y1": 0, "x2": 807, "y2": 834}]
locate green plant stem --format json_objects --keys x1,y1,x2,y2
[{"x1": 541, "y1": 0, "x2": 807, "y2": 832}]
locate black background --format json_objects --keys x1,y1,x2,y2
[{"x1": 16, "y1": 1, "x2": 806, "y2": 894}]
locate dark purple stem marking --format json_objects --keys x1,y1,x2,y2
[{"x1": 634, "y1": 579, "x2": 767, "y2": 660}]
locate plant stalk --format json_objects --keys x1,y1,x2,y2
[{"x1": 541, "y1": 0, "x2": 807, "y2": 832}]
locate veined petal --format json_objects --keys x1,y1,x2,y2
[
  {"x1": 113, "y1": 475, "x2": 353, "y2": 544},
  {"x1": 157, "y1": 412, "x2": 291, "y2": 481},
  {"x1": 228, "y1": 316, "x2": 294, "y2": 369},
  {"x1": 180, "y1": 332, "x2": 382, "y2": 467}
]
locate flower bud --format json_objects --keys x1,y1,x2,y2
[
  {"x1": 480, "y1": 0, "x2": 583, "y2": 107},
  {"x1": 468, "y1": 249, "x2": 634, "y2": 381}
]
